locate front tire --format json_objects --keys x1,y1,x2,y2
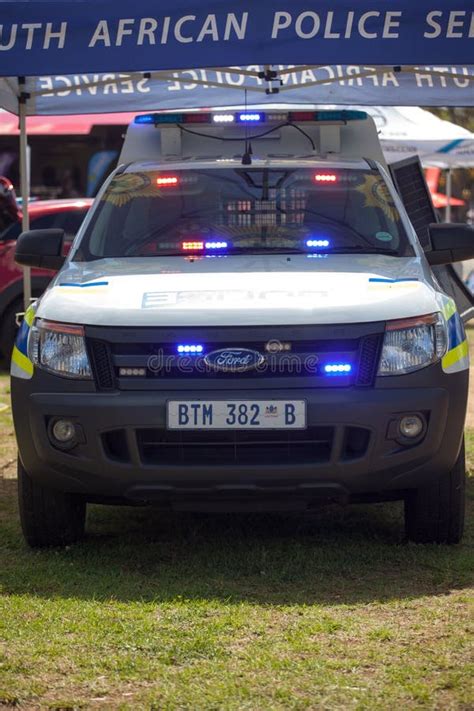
[
  {"x1": 18, "y1": 459, "x2": 86, "y2": 547},
  {"x1": 404, "y1": 440, "x2": 466, "y2": 544}
]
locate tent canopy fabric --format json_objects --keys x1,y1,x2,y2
[
  {"x1": 0, "y1": 65, "x2": 473, "y2": 118},
  {"x1": 0, "y1": 2, "x2": 473, "y2": 115},
  {"x1": 0, "y1": 1, "x2": 472, "y2": 76}
]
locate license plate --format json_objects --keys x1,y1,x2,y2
[{"x1": 167, "y1": 400, "x2": 306, "y2": 430}]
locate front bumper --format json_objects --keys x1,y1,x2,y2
[{"x1": 12, "y1": 366, "x2": 468, "y2": 510}]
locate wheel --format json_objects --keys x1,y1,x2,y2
[
  {"x1": 404, "y1": 439, "x2": 466, "y2": 544},
  {"x1": 0, "y1": 298, "x2": 22, "y2": 367},
  {"x1": 17, "y1": 458, "x2": 86, "y2": 547}
]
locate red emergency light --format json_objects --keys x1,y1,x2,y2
[
  {"x1": 156, "y1": 176, "x2": 179, "y2": 187},
  {"x1": 314, "y1": 173, "x2": 337, "y2": 183}
]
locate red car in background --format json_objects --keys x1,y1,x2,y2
[{"x1": 0, "y1": 195, "x2": 92, "y2": 364}]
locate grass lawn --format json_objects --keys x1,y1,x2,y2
[{"x1": 0, "y1": 372, "x2": 473, "y2": 709}]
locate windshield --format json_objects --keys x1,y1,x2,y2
[{"x1": 77, "y1": 167, "x2": 412, "y2": 260}]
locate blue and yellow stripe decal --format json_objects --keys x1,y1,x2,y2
[
  {"x1": 56, "y1": 280, "x2": 109, "y2": 295},
  {"x1": 10, "y1": 303, "x2": 36, "y2": 380},
  {"x1": 441, "y1": 299, "x2": 469, "y2": 374}
]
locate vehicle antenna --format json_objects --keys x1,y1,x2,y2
[{"x1": 242, "y1": 89, "x2": 252, "y2": 166}]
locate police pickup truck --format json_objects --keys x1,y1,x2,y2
[{"x1": 11, "y1": 108, "x2": 474, "y2": 547}]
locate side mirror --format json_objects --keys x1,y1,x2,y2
[
  {"x1": 426, "y1": 223, "x2": 474, "y2": 266},
  {"x1": 15, "y1": 228, "x2": 65, "y2": 270}
]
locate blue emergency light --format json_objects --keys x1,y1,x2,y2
[
  {"x1": 306, "y1": 239, "x2": 330, "y2": 249},
  {"x1": 324, "y1": 363, "x2": 353, "y2": 375},
  {"x1": 177, "y1": 344, "x2": 204, "y2": 355},
  {"x1": 237, "y1": 112, "x2": 264, "y2": 123},
  {"x1": 205, "y1": 241, "x2": 228, "y2": 249}
]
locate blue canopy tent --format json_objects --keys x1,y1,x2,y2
[{"x1": 0, "y1": 0, "x2": 472, "y2": 304}]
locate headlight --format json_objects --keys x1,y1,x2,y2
[
  {"x1": 28, "y1": 319, "x2": 92, "y2": 379},
  {"x1": 378, "y1": 313, "x2": 447, "y2": 376}
]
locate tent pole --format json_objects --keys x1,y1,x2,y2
[
  {"x1": 446, "y1": 168, "x2": 453, "y2": 224},
  {"x1": 19, "y1": 79, "x2": 31, "y2": 311}
]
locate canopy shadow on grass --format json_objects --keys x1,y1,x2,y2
[{"x1": 0, "y1": 476, "x2": 473, "y2": 607}]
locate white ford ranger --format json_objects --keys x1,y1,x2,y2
[{"x1": 11, "y1": 109, "x2": 474, "y2": 547}]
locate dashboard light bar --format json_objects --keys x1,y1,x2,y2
[
  {"x1": 156, "y1": 176, "x2": 179, "y2": 187},
  {"x1": 324, "y1": 363, "x2": 352, "y2": 375},
  {"x1": 306, "y1": 239, "x2": 330, "y2": 249},
  {"x1": 177, "y1": 344, "x2": 204, "y2": 354},
  {"x1": 314, "y1": 174, "x2": 337, "y2": 183},
  {"x1": 182, "y1": 241, "x2": 204, "y2": 251}
]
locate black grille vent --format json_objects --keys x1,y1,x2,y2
[
  {"x1": 136, "y1": 427, "x2": 336, "y2": 466},
  {"x1": 88, "y1": 340, "x2": 116, "y2": 391},
  {"x1": 356, "y1": 334, "x2": 382, "y2": 386}
]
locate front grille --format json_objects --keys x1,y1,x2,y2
[
  {"x1": 87, "y1": 325, "x2": 384, "y2": 391},
  {"x1": 100, "y1": 425, "x2": 371, "y2": 467}
]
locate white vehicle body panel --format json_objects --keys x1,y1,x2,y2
[{"x1": 38, "y1": 254, "x2": 441, "y2": 328}]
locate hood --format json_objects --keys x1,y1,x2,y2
[{"x1": 37, "y1": 254, "x2": 439, "y2": 327}]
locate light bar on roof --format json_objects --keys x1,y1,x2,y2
[{"x1": 134, "y1": 109, "x2": 367, "y2": 127}]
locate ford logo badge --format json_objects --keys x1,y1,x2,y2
[{"x1": 204, "y1": 348, "x2": 265, "y2": 373}]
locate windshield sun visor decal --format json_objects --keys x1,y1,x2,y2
[
  {"x1": 356, "y1": 175, "x2": 400, "y2": 222},
  {"x1": 102, "y1": 173, "x2": 160, "y2": 207}
]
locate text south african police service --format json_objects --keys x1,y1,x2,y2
[{"x1": 0, "y1": 10, "x2": 473, "y2": 51}]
